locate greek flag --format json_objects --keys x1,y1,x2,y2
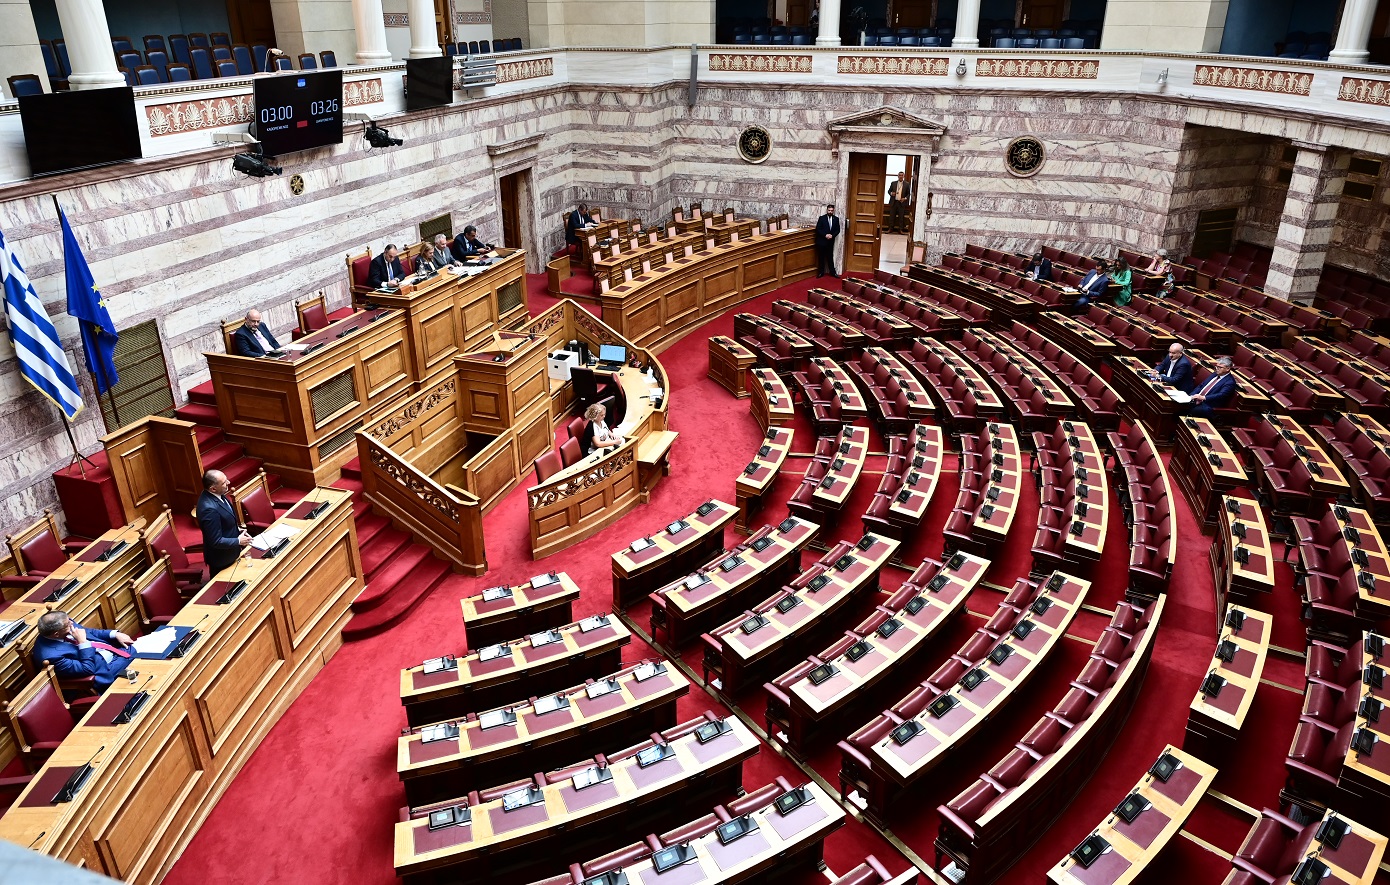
[{"x1": 1, "y1": 227, "x2": 83, "y2": 419}]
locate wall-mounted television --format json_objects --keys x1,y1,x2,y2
[
  {"x1": 19, "y1": 87, "x2": 142, "y2": 177},
  {"x1": 406, "y1": 57, "x2": 455, "y2": 111},
  {"x1": 253, "y1": 70, "x2": 344, "y2": 157}
]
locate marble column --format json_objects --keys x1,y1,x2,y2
[
  {"x1": 1265, "y1": 143, "x2": 1349, "y2": 303},
  {"x1": 352, "y1": 0, "x2": 393, "y2": 64},
  {"x1": 53, "y1": 0, "x2": 125, "y2": 90},
  {"x1": 815, "y1": 0, "x2": 842, "y2": 46},
  {"x1": 408, "y1": 0, "x2": 441, "y2": 57},
  {"x1": 952, "y1": 0, "x2": 982, "y2": 48},
  {"x1": 1328, "y1": 0, "x2": 1376, "y2": 64}
]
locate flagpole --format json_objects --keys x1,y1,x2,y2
[
  {"x1": 60, "y1": 411, "x2": 98, "y2": 478},
  {"x1": 54, "y1": 195, "x2": 122, "y2": 429}
]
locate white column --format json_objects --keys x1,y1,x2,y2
[
  {"x1": 54, "y1": 0, "x2": 125, "y2": 90},
  {"x1": 952, "y1": 0, "x2": 982, "y2": 48},
  {"x1": 1329, "y1": 0, "x2": 1376, "y2": 64},
  {"x1": 408, "y1": 0, "x2": 441, "y2": 58},
  {"x1": 815, "y1": 0, "x2": 842, "y2": 45},
  {"x1": 352, "y1": 0, "x2": 393, "y2": 64}
]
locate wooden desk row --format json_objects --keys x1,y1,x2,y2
[
  {"x1": 1108, "y1": 355, "x2": 1187, "y2": 443},
  {"x1": 1211, "y1": 495, "x2": 1276, "y2": 618},
  {"x1": 0, "y1": 489, "x2": 362, "y2": 884},
  {"x1": 597, "y1": 227, "x2": 816, "y2": 351},
  {"x1": 401, "y1": 613, "x2": 632, "y2": 727},
  {"x1": 1048, "y1": 746, "x2": 1216, "y2": 885},
  {"x1": 736, "y1": 426, "x2": 795, "y2": 531},
  {"x1": 750, "y1": 367, "x2": 795, "y2": 432},
  {"x1": 650, "y1": 517, "x2": 819, "y2": 648},
  {"x1": 701, "y1": 532, "x2": 901, "y2": 694},
  {"x1": 948, "y1": 422, "x2": 1023, "y2": 555},
  {"x1": 766, "y1": 552, "x2": 990, "y2": 757},
  {"x1": 398, "y1": 659, "x2": 691, "y2": 806},
  {"x1": 1171, "y1": 417, "x2": 1247, "y2": 532},
  {"x1": 1184, "y1": 604, "x2": 1272, "y2": 762},
  {"x1": 613, "y1": 500, "x2": 738, "y2": 609},
  {"x1": 1340, "y1": 632, "x2": 1390, "y2": 804},
  {"x1": 459, "y1": 571, "x2": 582, "y2": 648},
  {"x1": 1333, "y1": 505, "x2": 1390, "y2": 622},
  {"x1": 873, "y1": 423, "x2": 946, "y2": 536},
  {"x1": 394, "y1": 716, "x2": 760, "y2": 882},
  {"x1": 708, "y1": 336, "x2": 757, "y2": 398},
  {"x1": 813, "y1": 424, "x2": 871, "y2": 510}
]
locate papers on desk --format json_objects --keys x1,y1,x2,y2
[
  {"x1": 1168, "y1": 391, "x2": 1192, "y2": 404},
  {"x1": 132, "y1": 627, "x2": 179, "y2": 655},
  {"x1": 251, "y1": 524, "x2": 299, "y2": 550}
]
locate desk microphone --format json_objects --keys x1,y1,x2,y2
[
  {"x1": 169, "y1": 614, "x2": 210, "y2": 659},
  {"x1": 54, "y1": 745, "x2": 105, "y2": 803},
  {"x1": 27, "y1": 831, "x2": 45, "y2": 849}
]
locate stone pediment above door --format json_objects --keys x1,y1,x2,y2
[{"x1": 825, "y1": 106, "x2": 946, "y2": 156}]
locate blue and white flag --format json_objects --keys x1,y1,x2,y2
[{"x1": 1, "y1": 227, "x2": 83, "y2": 419}]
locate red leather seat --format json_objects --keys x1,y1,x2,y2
[
  {"x1": 138, "y1": 564, "x2": 186, "y2": 628},
  {"x1": 5, "y1": 669, "x2": 95, "y2": 770},
  {"x1": 1233, "y1": 810, "x2": 1319, "y2": 883},
  {"x1": 238, "y1": 482, "x2": 277, "y2": 534},
  {"x1": 566, "y1": 416, "x2": 586, "y2": 440},
  {"x1": 534, "y1": 450, "x2": 563, "y2": 483},
  {"x1": 300, "y1": 301, "x2": 329, "y2": 333},
  {"x1": 144, "y1": 512, "x2": 206, "y2": 595},
  {"x1": 559, "y1": 437, "x2": 583, "y2": 467}
]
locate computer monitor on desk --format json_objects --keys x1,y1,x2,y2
[{"x1": 598, "y1": 344, "x2": 627, "y2": 368}]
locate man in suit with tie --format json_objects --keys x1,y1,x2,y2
[
  {"x1": 1186, "y1": 357, "x2": 1238, "y2": 417},
  {"x1": 33, "y1": 610, "x2": 134, "y2": 693},
  {"x1": 197, "y1": 469, "x2": 251, "y2": 578},
  {"x1": 815, "y1": 204, "x2": 840, "y2": 278},
  {"x1": 887, "y1": 173, "x2": 912, "y2": 233},
  {"x1": 1148, "y1": 343, "x2": 1194, "y2": 392},
  {"x1": 367, "y1": 244, "x2": 405, "y2": 289},
  {"x1": 1073, "y1": 260, "x2": 1110, "y2": 313},
  {"x1": 565, "y1": 203, "x2": 595, "y2": 251},
  {"x1": 232, "y1": 309, "x2": 282, "y2": 357}
]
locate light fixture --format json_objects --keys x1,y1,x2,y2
[
  {"x1": 232, "y1": 146, "x2": 282, "y2": 178},
  {"x1": 1156, "y1": 67, "x2": 1169, "y2": 90},
  {"x1": 365, "y1": 121, "x2": 403, "y2": 149},
  {"x1": 955, "y1": 59, "x2": 968, "y2": 77}
]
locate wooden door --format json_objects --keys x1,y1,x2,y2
[
  {"x1": 225, "y1": 0, "x2": 276, "y2": 47},
  {"x1": 499, "y1": 171, "x2": 523, "y2": 249},
  {"x1": 1191, "y1": 207, "x2": 1238, "y2": 259},
  {"x1": 787, "y1": 0, "x2": 810, "y2": 26},
  {"x1": 435, "y1": 0, "x2": 449, "y2": 44},
  {"x1": 846, "y1": 153, "x2": 886, "y2": 276},
  {"x1": 893, "y1": 0, "x2": 935, "y2": 28},
  {"x1": 1019, "y1": 0, "x2": 1063, "y2": 29}
]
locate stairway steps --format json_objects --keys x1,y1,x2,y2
[
  {"x1": 193, "y1": 425, "x2": 226, "y2": 451},
  {"x1": 174, "y1": 402, "x2": 222, "y2": 427},
  {"x1": 354, "y1": 511, "x2": 390, "y2": 547},
  {"x1": 201, "y1": 442, "x2": 244, "y2": 471},
  {"x1": 360, "y1": 528, "x2": 412, "y2": 579},
  {"x1": 340, "y1": 557, "x2": 450, "y2": 641},
  {"x1": 339, "y1": 457, "x2": 362, "y2": 480},
  {"x1": 350, "y1": 544, "x2": 435, "y2": 614},
  {"x1": 221, "y1": 457, "x2": 264, "y2": 489},
  {"x1": 187, "y1": 380, "x2": 218, "y2": 406}
]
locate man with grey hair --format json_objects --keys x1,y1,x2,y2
[
  {"x1": 1186, "y1": 356, "x2": 1238, "y2": 418},
  {"x1": 431, "y1": 234, "x2": 460, "y2": 269},
  {"x1": 32, "y1": 610, "x2": 134, "y2": 692}
]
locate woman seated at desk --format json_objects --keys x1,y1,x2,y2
[{"x1": 581, "y1": 403, "x2": 624, "y2": 455}]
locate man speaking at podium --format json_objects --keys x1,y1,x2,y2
[{"x1": 198, "y1": 469, "x2": 251, "y2": 577}]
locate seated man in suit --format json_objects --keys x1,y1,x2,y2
[
  {"x1": 197, "y1": 469, "x2": 251, "y2": 577},
  {"x1": 1186, "y1": 357, "x2": 1237, "y2": 417},
  {"x1": 33, "y1": 610, "x2": 134, "y2": 693},
  {"x1": 232, "y1": 309, "x2": 282, "y2": 357},
  {"x1": 367, "y1": 244, "x2": 405, "y2": 289},
  {"x1": 1025, "y1": 252, "x2": 1053, "y2": 282},
  {"x1": 431, "y1": 234, "x2": 461, "y2": 268},
  {"x1": 565, "y1": 203, "x2": 595, "y2": 250},
  {"x1": 1147, "y1": 342, "x2": 1194, "y2": 392},
  {"x1": 454, "y1": 225, "x2": 493, "y2": 261},
  {"x1": 1072, "y1": 260, "x2": 1110, "y2": 313}
]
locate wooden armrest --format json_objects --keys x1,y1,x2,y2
[{"x1": 936, "y1": 806, "x2": 980, "y2": 842}]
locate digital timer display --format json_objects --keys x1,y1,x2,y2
[{"x1": 253, "y1": 70, "x2": 344, "y2": 157}]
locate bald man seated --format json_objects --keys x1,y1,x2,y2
[{"x1": 232, "y1": 309, "x2": 284, "y2": 358}]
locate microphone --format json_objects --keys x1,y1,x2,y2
[
  {"x1": 169, "y1": 614, "x2": 210, "y2": 659},
  {"x1": 114, "y1": 674, "x2": 155, "y2": 724},
  {"x1": 27, "y1": 831, "x2": 46, "y2": 849},
  {"x1": 264, "y1": 48, "x2": 287, "y2": 73},
  {"x1": 54, "y1": 745, "x2": 105, "y2": 803}
]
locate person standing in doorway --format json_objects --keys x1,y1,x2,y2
[
  {"x1": 887, "y1": 173, "x2": 913, "y2": 234},
  {"x1": 816, "y1": 204, "x2": 840, "y2": 278}
]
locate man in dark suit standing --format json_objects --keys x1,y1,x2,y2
[
  {"x1": 197, "y1": 469, "x2": 250, "y2": 578},
  {"x1": 32, "y1": 610, "x2": 134, "y2": 693},
  {"x1": 1148, "y1": 343, "x2": 1194, "y2": 392},
  {"x1": 815, "y1": 204, "x2": 840, "y2": 278},
  {"x1": 1185, "y1": 357, "x2": 1238, "y2": 417},
  {"x1": 367, "y1": 244, "x2": 405, "y2": 289},
  {"x1": 887, "y1": 173, "x2": 912, "y2": 233},
  {"x1": 232, "y1": 309, "x2": 282, "y2": 357}
]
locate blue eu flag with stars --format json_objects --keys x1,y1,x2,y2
[{"x1": 60, "y1": 207, "x2": 119, "y2": 395}]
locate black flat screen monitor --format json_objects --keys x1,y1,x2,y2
[
  {"x1": 406, "y1": 56, "x2": 454, "y2": 110},
  {"x1": 20, "y1": 87, "x2": 142, "y2": 176},
  {"x1": 254, "y1": 70, "x2": 344, "y2": 156}
]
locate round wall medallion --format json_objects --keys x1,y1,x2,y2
[
  {"x1": 1005, "y1": 136, "x2": 1045, "y2": 178},
  {"x1": 289, "y1": 174, "x2": 305, "y2": 195},
  {"x1": 737, "y1": 125, "x2": 772, "y2": 164}
]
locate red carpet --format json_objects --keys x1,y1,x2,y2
[{"x1": 164, "y1": 272, "x2": 1307, "y2": 885}]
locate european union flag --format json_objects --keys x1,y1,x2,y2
[{"x1": 60, "y1": 207, "x2": 119, "y2": 394}]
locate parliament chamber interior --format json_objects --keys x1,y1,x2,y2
[{"x1": 2, "y1": 0, "x2": 1390, "y2": 883}]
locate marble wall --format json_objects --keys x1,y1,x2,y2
[{"x1": 1, "y1": 67, "x2": 1389, "y2": 538}]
